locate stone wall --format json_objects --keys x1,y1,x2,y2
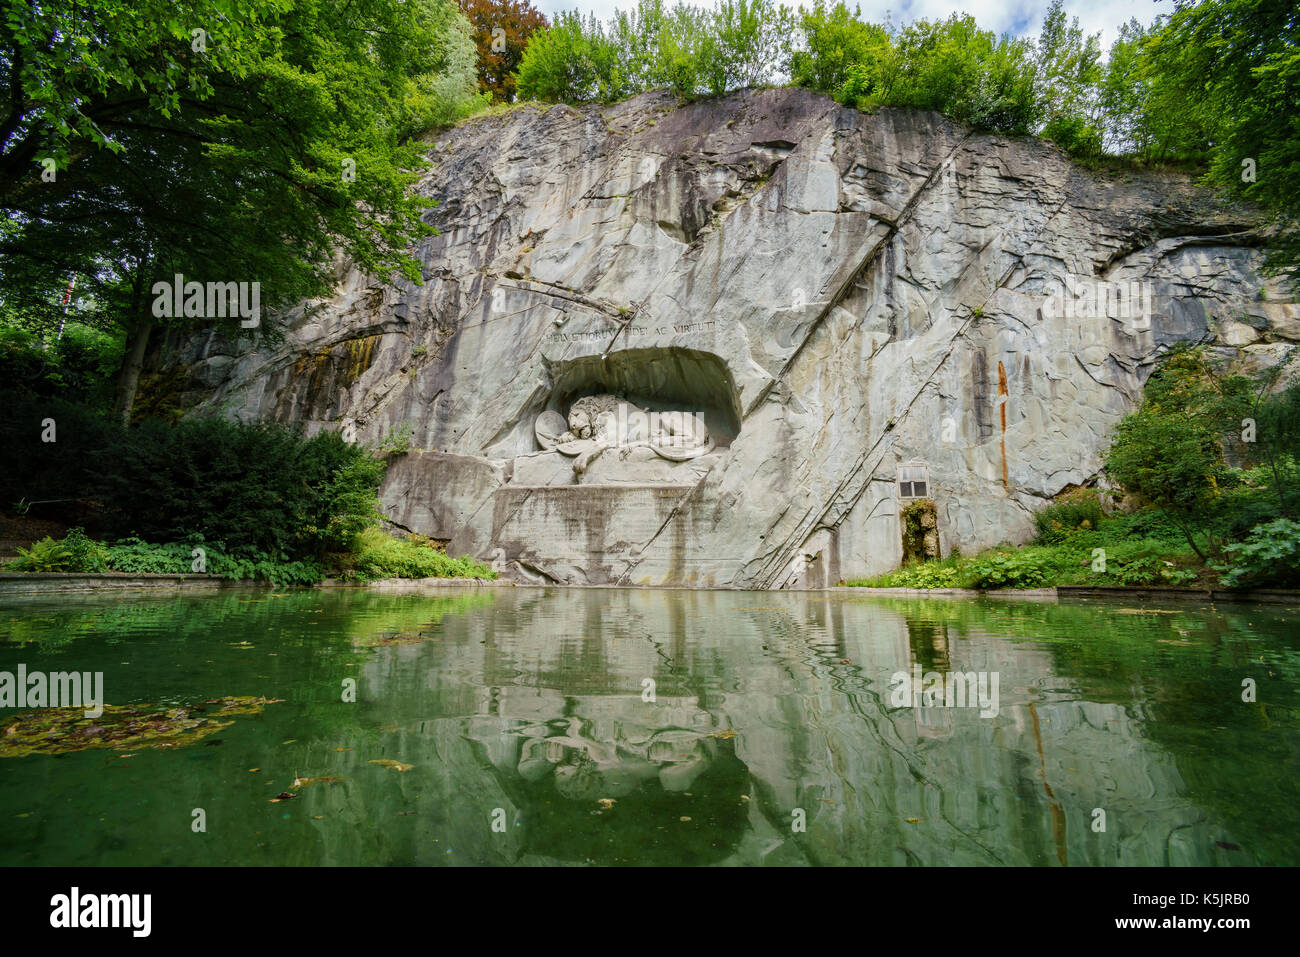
[{"x1": 165, "y1": 89, "x2": 1300, "y2": 588}]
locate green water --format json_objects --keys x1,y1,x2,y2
[{"x1": 0, "y1": 587, "x2": 1297, "y2": 866}]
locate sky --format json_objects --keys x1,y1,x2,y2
[{"x1": 528, "y1": 0, "x2": 1167, "y2": 50}]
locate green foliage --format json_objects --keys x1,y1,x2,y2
[
  {"x1": 100, "y1": 537, "x2": 196, "y2": 575},
  {"x1": 8, "y1": 532, "x2": 326, "y2": 586},
  {"x1": 517, "y1": 0, "x2": 790, "y2": 102},
  {"x1": 964, "y1": 550, "x2": 1052, "y2": 589},
  {"x1": 843, "y1": 14, "x2": 1040, "y2": 134},
  {"x1": 60, "y1": 527, "x2": 111, "y2": 573},
  {"x1": 789, "y1": 2, "x2": 889, "y2": 97},
  {"x1": 1104, "y1": 347, "x2": 1253, "y2": 559},
  {"x1": 858, "y1": 560, "x2": 962, "y2": 589},
  {"x1": 1, "y1": 0, "x2": 486, "y2": 420},
  {"x1": 95, "y1": 418, "x2": 385, "y2": 560},
  {"x1": 1142, "y1": 0, "x2": 1300, "y2": 284},
  {"x1": 9, "y1": 537, "x2": 75, "y2": 573},
  {"x1": 378, "y1": 422, "x2": 415, "y2": 456},
  {"x1": 9, "y1": 528, "x2": 108, "y2": 573},
  {"x1": 0, "y1": 324, "x2": 124, "y2": 407},
  {"x1": 515, "y1": 11, "x2": 626, "y2": 102},
  {"x1": 1034, "y1": 490, "x2": 1105, "y2": 543},
  {"x1": 1042, "y1": 114, "x2": 1103, "y2": 158},
  {"x1": 1216, "y1": 519, "x2": 1300, "y2": 588},
  {"x1": 347, "y1": 528, "x2": 497, "y2": 581}
]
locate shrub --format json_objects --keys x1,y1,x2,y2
[
  {"x1": 964, "y1": 551, "x2": 1051, "y2": 589},
  {"x1": 61, "y1": 527, "x2": 110, "y2": 572},
  {"x1": 856, "y1": 560, "x2": 962, "y2": 588},
  {"x1": 7, "y1": 528, "x2": 108, "y2": 573},
  {"x1": 8, "y1": 537, "x2": 74, "y2": 572},
  {"x1": 348, "y1": 528, "x2": 496, "y2": 581},
  {"x1": 1034, "y1": 491, "x2": 1105, "y2": 543},
  {"x1": 97, "y1": 417, "x2": 385, "y2": 561},
  {"x1": 1216, "y1": 519, "x2": 1300, "y2": 589},
  {"x1": 1042, "y1": 114, "x2": 1103, "y2": 157},
  {"x1": 103, "y1": 537, "x2": 199, "y2": 575}
]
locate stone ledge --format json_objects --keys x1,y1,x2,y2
[
  {"x1": 832, "y1": 586, "x2": 1058, "y2": 599},
  {"x1": 324, "y1": 577, "x2": 508, "y2": 590},
  {"x1": 0, "y1": 573, "x2": 242, "y2": 596},
  {"x1": 834, "y1": 584, "x2": 1300, "y2": 603},
  {"x1": 1058, "y1": 585, "x2": 1300, "y2": 604}
]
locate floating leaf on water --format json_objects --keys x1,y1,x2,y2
[
  {"x1": 369, "y1": 759, "x2": 413, "y2": 772},
  {"x1": 293, "y1": 776, "x2": 346, "y2": 788},
  {"x1": 0, "y1": 697, "x2": 285, "y2": 758}
]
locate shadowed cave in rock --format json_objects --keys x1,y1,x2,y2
[{"x1": 542, "y1": 347, "x2": 742, "y2": 448}]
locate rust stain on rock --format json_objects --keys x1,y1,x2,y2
[{"x1": 997, "y1": 359, "x2": 1009, "y2": 489}]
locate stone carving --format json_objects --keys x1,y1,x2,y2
[{"x1": 534, "y1": 393, "x2": 715, "y2": 475}]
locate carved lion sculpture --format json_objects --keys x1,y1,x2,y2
[{"x1": 534, "y1": 393, "x2": 714, "y2": 475}]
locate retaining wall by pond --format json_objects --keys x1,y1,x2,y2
[
  {"x1": 1, "y1": 573, "x2": 1295, "y2": 603},
  {"x1": 0, "y1": 573, "x2": 238, "y2": 597}
]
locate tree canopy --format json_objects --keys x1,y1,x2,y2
[{"x1": 2, "y1": 0, "x2": 481, "y2": 420}]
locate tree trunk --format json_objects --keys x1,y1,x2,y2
[{"x1": 113, "y1": 318, "x2": 153, "y2": 427}]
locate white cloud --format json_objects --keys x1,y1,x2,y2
[{"x1": 529, "y1": 0, "x2": 1165, "y2": 49}]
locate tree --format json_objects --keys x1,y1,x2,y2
[
  {"x1": 839, "y1": 14, "x2": 1039, "y2": 135},
  {"x1": 515, "y1": 11, "x2": 625, "y2": 103},
  {"x1": 1141, "y1": 0, "x2": 1300, "y2": 286},
  {"x1": 789, "y1": 1, "x2": 889, "y2": 99},
  {"x1": 1035, "y1": 0, "x2": 1103, "y2": 156},
  {"x1": 457, "y1": 0, "x2": 548, "y2": 103},
  {"x1": 1, "y1": 0, "x2": 481, "y2": 423},
  {"x1": 1105, "y1": 348, "x2": 1252, "y2": 560}
]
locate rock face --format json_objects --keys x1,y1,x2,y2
[{"x1": 168, "y1": 88, "x2": 1300, "y2": 587}]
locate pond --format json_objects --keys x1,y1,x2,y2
[{"x1": 1, "y1": 587, "x2": 1297, "y2": 866}]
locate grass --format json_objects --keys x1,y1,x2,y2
[
  {"x1": 846, "y1": 504, "x2": 1215, "y2": 591},
  {"x1": 343, "y1": 527, "x2": 497, "y2": 582},
  {"x1": 3, "y1": 526, "x2": 498, "y2": 586}
]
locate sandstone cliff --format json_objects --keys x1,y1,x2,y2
[{"x1": 167, "y1": 88, "x2": 1300, "y2": 587}]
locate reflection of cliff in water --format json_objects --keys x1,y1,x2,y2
[
  {"x1": 345, "y1": 589, "x2": 1269, "y2": 865},
  {"x1": 471, "y1": 717, "x2": 751, "y2": 865}
]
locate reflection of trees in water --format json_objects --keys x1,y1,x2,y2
[{"x1": 1033, "y1": 601, "x2": 1300, "y2": 865}]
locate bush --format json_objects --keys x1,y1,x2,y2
[
  {"x1": 8, "y1": 531, "x2": 326, "y2": 586},
  {"x1": 1217, "y1": 519, "x2": 1300, "y2": 589},
  {"x1": 347, "y1": 528, "x2": 496, "y2": 581},
  {"x1": 96, "y1": 417, "x2": 385, "y2": 561},
  {"x1": 964, "y1": 551, "x2": 1052, "y2": 589},
  {"x1": 8, "y1": 527, "x2": 108, "y2": 573},
  {"x1": 1034, "y1": 491, "x2": 1105, "y2": 543},
  {"x1": 8, "y1": 537, "x2": 74, "y2": 572},
  {"x1": 1042, "y1": 114, "x2": 1103, "y2": 157},
  {"x1": 853, "y1": 560, "x2": 962, "y2": 588}
]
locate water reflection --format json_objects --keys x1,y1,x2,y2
[{"x1": 0, "y1": 587, "x2": 1296, "y2": 866}]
